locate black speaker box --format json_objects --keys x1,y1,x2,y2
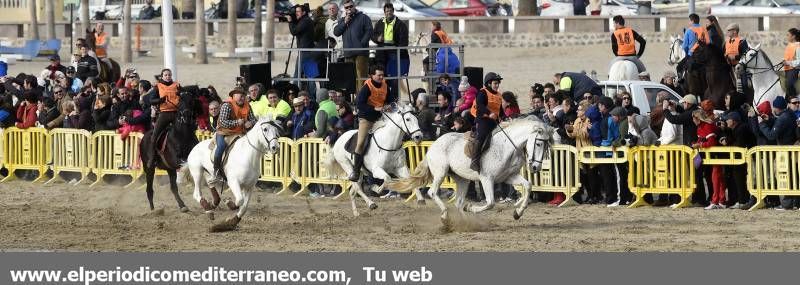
[
  {"x1": 239, "y1": 63, "x2": 271, "y2": 89},
  {"x1": 327, "y1": 62, "x2": 357, "y2": 96},
  {"x1": 463, "y1": 67, "x2": 483, "y2": 89}
]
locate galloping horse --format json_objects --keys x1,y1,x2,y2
[
  {"x1": 84, "y1": 29, "x2": 121, "y2": 84},
  {"x1": 179, "y1": 116, "x2": 283, "y2": 232},
  {"x1": 140, "y1": 87, "x2": 201, "y2": 213},
  {"x1": 325, "y1": 103, "x2": 424, "y2": 217},
  {"x1": 386, "y1": 116, "x2": 554, "y2": 222},
  {"x1": 738, "y1": 44, "x2": 784, "y2": 107}
]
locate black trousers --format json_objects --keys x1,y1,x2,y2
[
  {"x1": 582, "y1": 165, "x2": 603, "y2": 202},
  {"x1": 599, "y1": 164, "x2": 618, "y2": 204},
  {"x1": 786, "y1": 69, "x2": 799, "y2": 98},
  {"x1": 725, "y1": 165, "x2": 749, "y2": 205},
  {"x1": 472, "y1": 117, "x2": 497, "y2": 159},
  {"x1": 152, "y1": 111, "x2": 177, "y2": 144}
]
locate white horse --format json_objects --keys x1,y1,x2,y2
[
  {"x1": 739, "y1": 44, "x2": 784, "y2": 107},
  {"x1": 667, "y1": 35, "x2": 686, "y2": 66},
  {"x1": 178, "y1": 116, "x2": 283, "y2": 232},
  {"x1": 324, "y1": 103, "x2": 424, "y2": 217},
  {"x1": 386, "y1": 116, "x2": 554, "y2": 222},
  {"x1": 608, "y1": 60, "x2": 639, "y2": 81}
]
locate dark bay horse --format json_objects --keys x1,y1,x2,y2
[
  {"x1": 84, "y1": 28, "x2": 122, "y2": 84},
  {"x1": 140, "y1": 86, "x2": 202, "y2": 212},
  {"x1": 692, "y1": 40, "x2": 736, "y2": 110}
]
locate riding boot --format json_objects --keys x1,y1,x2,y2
[
  {"x1": 470, "y1": 142, "x2": 482, "y2": 172},
  {"x1": 349, "y1": 154, "x2": 363, "y2": 182},
  {"x1": 209, "y1": 156, "x2": 222, "y2": 184}
]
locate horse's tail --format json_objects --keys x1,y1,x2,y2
[
  {"x1": 385, "y1": 158, "x2": 432, "y2": 194},
  {"x1": 177, "y1": 163, "x2": 192, "y2": 186},
  {"x1": 323, "y1": 152, "x2": 344, "y2": 178}
]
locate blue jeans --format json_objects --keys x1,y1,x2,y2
[{"x1": 214, "y1": 134, "x2": 226, "y2": 164}]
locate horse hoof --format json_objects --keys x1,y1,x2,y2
[
  {"x1": 206, "y1": 211, "x2": 215, "y2": 221},
  {"x1": 180, "y1": 207, "x2": 190, "y2": 213},
  {"x1": 200, "y1": 198, "x2": 215, "y2": 211},
  {"x1": 209, "y1": 216, "x2": 241, "y2": 233},
  {"x1": 417, "y1": 199, "x2": 426, "y2": 206},
  {"x1": 368, "y1": 203, "x2": 378, "y2": 210},
  {"x1": 513, "y1": 211, "x2": 521, "y2": 220},
  {"x1": 226, "y1": 200, "x2": 239, "y2": 211}
]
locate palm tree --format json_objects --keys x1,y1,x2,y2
[
  {"x1": 29, "y1": 0, "x2": 40, "y2": 40},
  {"x1": 195, "y1": 0, "x2": 208, "y2": 64},
  {"x1": 123, "y1": 0, "x2": 132, "y2": 63},
  {"x1": 45, "y1": 0, "x2": 56, "y2": 40},
  {"x1": 228, "y1": 0, "x2": 238, "y2": 55}
]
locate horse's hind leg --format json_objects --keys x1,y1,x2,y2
[
  {"x1": 349, "y1": 183, "x2": 360, "y2": 217},
  {"x1": 427, "y1": 175, "x2": 448, "y2": 221},
  {"x1": 451, "y1": 176, "x2": 471, "y2": 214},
  {"x1": 168, "y1": 170, "x2": 189, "y2": 213},
  {"x1": 144, "y1": 167, "x2": 156, "y2": 211},
  {"x1": 505, "y1": 174, "x2": 531, "y2": 220},
  {"x1": 353, "y1": 179, "x2": 377, "y2": 211}
]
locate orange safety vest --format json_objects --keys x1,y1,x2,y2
[
  {"x1": 470, "y1": 87, "x2": 502, "y2": 119},
  {"x1": 785, "y1": 42, "x2": 798, "y2": 71},
  {"x1": 690, "y1": 26, "x2": 709, "y2": 53},
  {"x1": 365, "y1": 79, "x2": 388, "y2": 108},
  {"x1": 613, "y1": 27, "x2": 637, "y2": 56},
  {"x1": 216, "y1": 98, "x2": 251, "y2": 135},
  {"x1": 724, "y1": 37, "x2": 742, "y2": 65},
  {"x1": 95, "y1": 32, "x2": 108, "y2": 58},
  {"x1": 433, "y1": 30, "x2": 453, "y2": 45},
  {"x1": 157, "y1": 82, "x2": 180, "y2": 112}
]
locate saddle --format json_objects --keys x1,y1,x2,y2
[
  {"x1": 208, "y1": 135, "x2": 244, "y2": 180},
  {"x1": 463, "y1": 131, "x2": 492, "y2": 158},
  {"x1": 344, "y1": 132, "x2": 373, "y2": 155}
]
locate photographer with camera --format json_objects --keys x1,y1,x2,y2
[{"x1": 287, "y1": 3, "x2": 319, "y2": 97}]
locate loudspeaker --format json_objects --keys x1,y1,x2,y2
[
  {"x1": 463, "y1": 67, "x2": 483, "y2": 89},
  {"x1": 239, "y1": 63, "x2": 271, "y2": 89},
  {"x1": 327, "y1": 62, "x2": 357, "y2": 96}
]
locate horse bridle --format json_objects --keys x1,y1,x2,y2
[
  {"x1": 371, "y1": 109, "x2": 422, "y2": 152},
  {"x1": 244, "y1": 121, "x2": 281, "y2": 154},
  {"x1": 527, "y1": 131, "x2": 551, "y2": 166},
  {"x1": 738, "y1": 48, "x2": 785, "y2": 105},
  {"x1": 668, "y1": 37, "x2": 683, "y2": 65}
]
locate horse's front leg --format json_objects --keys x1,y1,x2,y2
[
  {"x1": 505, "y1": 173, "x2": 530, "y2": 220},
  {"x1": 469, "y1": 176, "x2": 496, "y2": 213},
  {"x1": 370, "y1": 168, "x2": 392, "y2": 195},
  {"x1": 168, "y1": 170, "x2": 189, "y2": 213}
]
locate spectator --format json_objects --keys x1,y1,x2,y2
[
  {"x1": 36, "y1": 96, "x2": 60, "y2": 129},
  {"x1": 65, "y1": 67, "x2": 83, "y2": 94},
  {"x1": 619, "y1": 91, "x2": 640, "y2": 115},
  {"x1": 501, "y1": 91, "x2": 521, "y2": 119},
  {"x1": 248, "y1": 83, "x2": 269, "y2": 118},
  {"x1": 569, "y1": 101, "x2": 601, "y2": 204},
  {"x1": 335, "y1": 101, "x2": 355, "y2": 132},
  {"x1": 372, "y1": 3, "x2": 409, "y2": 83},
  {"x1": 638, "y1": 71, "x2": 651, "y2": 81},
  {"x1": 416, "y1": 94, "x2": 436, "y2": 140},
  {"x1": 43, "y1": 55, "x2": 67, "y2": 82},
  {"x1": 61, "y1": 100, "x2": 78, "y2": 128},
  {"x1": 544, "y1": 90, "x2": 564, "y2": 125},
  {"x1": 287, "y1": 4, "x2": 318, "y2": 95},
  {"x1": 554, "y1": 97, "x2": 577, "y2": 146},
  {"x1": 529, "y1": 93, "x2": 546, "y2": 119},
  {"x1": 749, "y1": 101, "x2": 776, "y2": 146},
  {"x1": 691, "y1": 110, "x2": 726, "y2": 210},
  {"x1": 139, "y1": 0, "x2": 156, "y2": 19},
  {"x1": 117, "y1": 108, "x2": 146, "y2": 140},
  {"x1": 660, "y1": 71, "x2": 684, "y2": 96},
  {"x1": 195, "y1": 88, "x2": 212, "y2": 131},
  {"x1": 657, "y1": 99, "x2": 684, "y2": 146},
  {"x1": 92, "y1": 95, "x2": 113, "y2": 131},
  {"x1": 543, "y1": 83, "x2": 556, "y2": 97},
  {"x1": 334, "y1": 0, "x2": 373, "y2": 82},
  {"x1": 600, "y1": 103, "x2": 631, "y2": 207},
  {"x1": 264, "y1": 89, "x2": 292, "y2": 120},
  {"x1": 454, "y1": 78, "x2": 476, "y2": 116},
  {"x1": 74, "y1": 94, "x2": 95, "y2": 131},
  {"x1": 325, "y1": 3, "x2": 343, "y2": 62},
  {"x1": 15, "y1": 91, "x2": 39, "y2": 129},
  {"x1": 436, "y1": 74, "x2": 458, "y2": 103},
  {"x1": 313, "y1": 89, "x2": 339, "y2": 139},
  {"x1": 44, "y1": 87, "x2": 73, "y2": 129},
  {"x1": 299, "y1": 91, "x2": 319, "y2": 114},
  {"x1": 553, "y1": 72, "x2": 602, "y2": 102},
  {"x1": 107, "y1": 87, "x2": 141, "y2": 130},
  {"x1": 719, "y1": 111, "x2": 755, "y2": 209},
  {"x1": 130, "y1": 80, "x2": 154, "y2": 131},
  {"x1": 758, "y1": 96, "x2": 799, "y2": 209},
  {"x1": 288, "y1": 97, "x2": 313, "y2": 140},
  {"x1": 434, "y1": 91, "x2": 454, "y2": 132},
  {"x1": 626, "y1": 113, "x2": 658, "y2": 146},
  {"x1": 75, "y1": 45, "x2": 99, "y2": 82},
  {"x1": 207, "y1": 100, "x2": 220, "y2": 132}
]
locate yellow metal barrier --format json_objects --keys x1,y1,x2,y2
[
  {"x1": 0, "y1": 128, "x2": 4, "y2": 173},
  {"x1": 746, "y1": 146, "x2": 800, "y2": 211},
  {"x1": 697, "y1": 147, "x2": 748, "y2": 166},
  {"x1": 1, "y1": 127, "x2": 50, "y2": 182},
  {"x1": 90, "y1": 131, "x2": 143, "y2": 188},
  {"x1": 290, "y1": 138, "x2": 349, "y2": 198},
  {"x1": 516, "y1": 145, "x2": 581, "y2": 207},
  {"x1": 260, "y1": 137, "x2": 297, "y2": 195},
  {"x1": 627, "y1": 145, "x2": 695, "y2": 209},
  {"x1": 577, "y1": 146, "x2": 629, "y2": 164},
  {"x1": 47, "y1": 129, "x2": 93, "y2": 184},
  {"x1": 402, "y1": 141, "x2": 457, "y2": 203},
  {"x1": 195, "y1": 130, "x2": 214, "y2": 142}
]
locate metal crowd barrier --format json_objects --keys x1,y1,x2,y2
[
  {"x1": 90, "y1": 131, "x2": 143, "y2": 188},
  {"x1": 47, "y1": 129, "x2": 93, "y2": 185},
  {"x1": 402, "y1": 141, "x2": 457, "y2": 203},
  {"x1": 291, "y1": 138, "x2": 351, "y2": 198},
  {"x1": 518, "y1": 145, "x2": 582, "y2": 207},
  {"x1": 1, "y1": 127, "x2": 50, "y2": 183},
  {"x1": 746, "y1": 146, "x2": 800, "y2": 211},
  {"x1": 261, "y1": 137, "x2": 296, "y2": 195},
  {"x1": 627, "y1": 145, "x2": 695, "y2": 209}
]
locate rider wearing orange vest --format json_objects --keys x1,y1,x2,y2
[
  {"x1": 146, "y1": 68, "x2": 181, "y2": 168},
  {"x1": 210, "y1": 89, "x2": 257, "y2": 183},
  {"x1": 723, "y1": 23, "x2": 749, "y2": 92},
  {"x1": 610, "y1": 16, "x2": 647, "y2": 73},
  {"x1": 94, "y1": 23, "x2": 109, "y2": 59},
  {"x1": 469, "y1": 72, "x2": 504, "y2": 172},
  {"x1": 683, "y1": 14, "x2": 710, "y2": 57},
  {"x1": 349, "y1": 65, "x2": 396, "y2": 181},
  {"x1": 784, "y1": 28, "x2": 800, "y2": 97}
]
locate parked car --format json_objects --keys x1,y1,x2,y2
[
  {"x1": 320, "y1": 0, "x2": 446, "y2": 20},
  {"x1": 598, "y1": 80, "x2": 682, "y2": 114},
  {"x1": 708, "y1": 0, "x2": 800, "y2": 15},
  {"x1": 538, "y1": 0, "x2": 659, "y2": 16},
  {"x1": 431, "y1": 0, "x2": 513, "y2": 16}
]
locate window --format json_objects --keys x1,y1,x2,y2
[
  {"x1": 601, "y1": 84, "x2": 628, "y2": 100},
  {"x1": 643, "y1": 87, "x2": 679, "y2": 110},
  {"x1": 433, "y1": 0, "x2": 471, "y2": 9}
]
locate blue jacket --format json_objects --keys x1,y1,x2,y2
[
  {"x1": 759, "y1": 110, "x2": 798, "y2": 145},
  {"x1": 290, "y1": 109, "x2": 313, "y2": 139},
  {"x1": 682, "y1": 24, "x2": 701, "y2": 56},
  {"x1": 601, "y1": 116, "x2": 620, "y2": 147},
  {"x1": 586, "y1": 105, "x2": 603, "y2": 146},
  {"x1": 436, "y1": 47, "x2": 460, "y2": 74}
]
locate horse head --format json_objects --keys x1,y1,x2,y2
[
  {"x1": 384, "y1": 102, "x2": 423, "y2": 144},
  {"x1": 176, "y1": 86, "x2": 200, "y2": 128},
  {"x1": 667, "y1": 35, "x2": 685, "y2": 66},
  {"x1": 525, "y1": 123, "x2": 554, "y2": 173},
  {"x1": 255, "y1": 114, "x2": 282, "y2": 154},
  {"x1": 739, "y1": 43, "x2": 763, "y2": 69}
]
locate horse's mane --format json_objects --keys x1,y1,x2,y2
[{"x1": 500, "y1": 115, "x2": 549, "y2": 132}]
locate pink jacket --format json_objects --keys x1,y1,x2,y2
[{"x1": 456, "y1": 86, "x2": 478, "y2": 113}]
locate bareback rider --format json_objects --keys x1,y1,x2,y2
[
  {"x1": 349, "y1": 65, "x2": 395, "y2": 182},
  {"x1": 723, "y1": 23, "x2": 748, "y2": 92},
  {"x1": 210, "y1": 89, "x2": 256, "y2": 183},
  {"x1": 469, "y1": 72, "x2": 504, "y2": 172},
  {"x1": 147, "y1": 68, "x2": 181, "y2": 168},
  {"x1": 610, "y1": 15, "x2": 646, "y2": 73}
]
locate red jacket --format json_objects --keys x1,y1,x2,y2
[
  {"x1": 195, "y1": 96, "x2": 211, "y2": 130},
  {"x1": 694, "y1": 122, "x2": 718, "y2": 148},
  {"x1": 15, "y1": 103, "x2": 38, "y2": 129}
]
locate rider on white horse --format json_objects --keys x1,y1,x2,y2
[
  {"x1": 349, "y1": 65, "x2": 396, "y2": 181},
  {"x1": 609, "y1": 15, "x2": 647, "y2": 74},
  {"x1": 210, "y1": 89, "x2": 257, "y2": 183},
  {"x1": 469, "y1": 72, "x2": 504, "y2": 172},
  {"x1": 723, "y1": 23, "x2": 749, "y2": 92}
]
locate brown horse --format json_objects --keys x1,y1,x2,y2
[
  {"x1": 691, "y1": 40, "x2": 736, "y2": 110},
  {"x1": 84, "y1": 28, "x2": 122, "y2": 84}
]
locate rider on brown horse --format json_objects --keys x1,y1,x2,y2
[{"x1": 147, "y1": 68, "x2": 181, "y2": 168}]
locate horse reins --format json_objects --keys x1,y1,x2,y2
[
  {"x1": 371, "y1": 109, "x2": 422, "y2": 152},
  {"x1": 243, "y1": 121, "x2": 281, "y2": 154},
  {"x1": 739, "y1": 48, "x2": 785, "y2": 106}
]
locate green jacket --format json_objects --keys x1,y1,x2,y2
[{"x1": 314, "y1": 99, "x2": 339, "y2": 138}]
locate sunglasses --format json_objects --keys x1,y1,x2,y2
[
  {"x1": 791, "y1": 101, "x2": 800, "y2": 105},
  {"x1": 344, "y1": 5, "x2": 354, "y2": 9},
  {"x1": 623, "y1": 97, "x2": 631, "y2": 100}
]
